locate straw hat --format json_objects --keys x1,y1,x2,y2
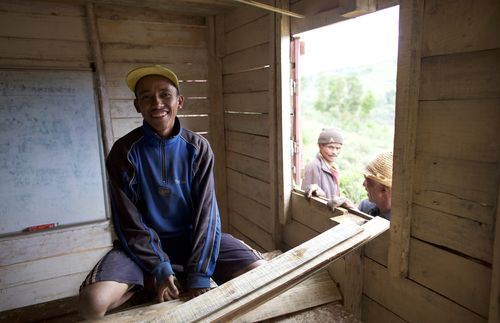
[{"x1": 363, "y1": 151, "x2": 393, "y2": 188}]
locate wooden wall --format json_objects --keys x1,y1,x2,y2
[
  {"x1": 0, "y1": 0, "x2": 223, "y2": 312},
  {"x1": 220, "y1": 1, "x2": 281, "y2": 252},
  {"x1": 285, "y1": 1, "x2": 500, "y2": 322}
]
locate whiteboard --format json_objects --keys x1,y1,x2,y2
[{"x1": 0, "y1": 70, "x2": 107, "y2": 234}]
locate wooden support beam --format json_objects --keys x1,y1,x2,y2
[
  {"x1": 232, "y1": 0, "x2": 305, "y2": 18},
  {"x1": 100, "y1": 217, "x2": 389, "y2": 322}
]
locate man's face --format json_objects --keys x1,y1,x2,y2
[
  {"x1": 319, "y1": 142, "x2": 342, "y2": 162},
  {"x1": 134, "y1": 75, "x2": 184, "y2": 138},
  {"x1": 363, "y1": 177, "x2": 387, "y2": 206}
]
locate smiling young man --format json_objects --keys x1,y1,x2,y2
[
  {"x1": 301, "y1": 128, "x2": 354, "y2": 209},
  {"x1": 78, "y1": 65, "x2": 264, "y2": 319}
]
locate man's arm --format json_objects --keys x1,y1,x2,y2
[
  {"x1": 106, "y1": 140, "x2": 174, "y2": 289},
  {"x1": 185, "y1": 139, "x2": 221, "y2": 289}
]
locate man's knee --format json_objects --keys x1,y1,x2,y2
[{"x1": 78, "y1": 281, "x2": 132, "y2": 320}]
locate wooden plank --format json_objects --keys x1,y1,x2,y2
[
  {"x1": 0, "y1": 296, "x2": 80, "y2": 323},
  {"x1": 0, "y1": 0, "x2": 84, "y2": 17},
  {"x1": 0, "y1": 271, "x2": 88, "y2": 311},
  {"x1": 409, "y1": 238, "x2": 491, "y2": 317},
  {"x1": 234, "y1": 269, "x2": 342, "y2": 322},
  {"x1": 363, "y1": 231, "x2": 389, "y2": 266},
  {"x1": 207, "y1": 15, "x2": 229, "y2": 232},
  {"x1": 103, "y1": 218, "x2": 388, "y2": 323},
  {"x1": 224, "y1": 113, "x2": 269, "y2": 137},
  {"x1": 230, "y1": 210, "x2": 274, "y2": 251},
  {"x1": 224, "y1": 14, "x2": 270, "y2": 55},
  {"x1": 224, "y1": 0, "x2": 269, "y2": 32},
  {"x1": 95, "y1": 3, "x2": 206, "y2": 26},
  {"x1": 0, "y1": 58, "x2": 90, "y2": 70},
  {"x1": 274, "y1": 1, "x2": 292, "y2": 230},
  {"x1": 110, "y1": 98, "x2": 210, "y2": 118},
  {"x1": 104, "y1": 62, "x2": 209, "y2": 87},
  {"x1": 223, "y1": 68, "x2": 270, "y2": 93},
  {"x1": 364, "y1": 257, "x2": 487, "y2": 323},
  {"x1": 290, "y1": 1, "x2": 348, "y2": 35},
  {"x1": 226, "y1": 151, "x2": 270, "y2": 183},
  {"x1": 417, "y1": 99, "x2": 500, "y2": 163},
  {"x1": 0, "y1": 37, "x2": 90, "y2": 61},
  {"x1": 489, "y1": 176, "x2": 500, "y2": 323},
  {"x1": 225, "y1": 130, "x2": 269, "y2": 162},
  {"x1": 222, "y1": 42, "x2": 270, "y2": 75},
  {"x1": 0, "y1": 221, "x2": 112, "y2": 266},
  {"x1": 343, "y1": 249, "x2": 363, "y2": 319},
  {"x1": 112, "y1": 116, "x2": 210, "y2": 139},
  {"x1": 0, "y1": 12, "x2": 87, "y2": 41},
  {"x1": 86, "y1": 2, "x2": 113, "y2": 155},
  {"x1": 230, "y1": 227, "x2": 266, "y2": 253},
  {"x1": 282, "y1": 220, "x2": 319, "y2": 248},
  {"x1": 97, "y1": 18, "x2": 207, "y2": 47},
  {"x1": 226, "y1": 168, "x2": 271, "y2": 207},
  {"x1": 291, "y1": 191, "x2": 337, "y2": 233},
  {"x1": 414, "y1": 154, "x2": 498, "y2": 212},
  {"x1": 412, "y1": 205, "x2": 493, "y2": 264},
  {"x1": 388, "y1": 0, "x2": 423, "y2": 278},
  {"x1": 102, "y1": 269, "x2": 340, "y2": 323},
  {"x1": 422, "y1": 0, "x2": 500, "y2": 57},
  {"x1": 0, "y1": 247, "x2": 109, "y2": 290},
  {"x1": 362, "y1": 296, "x2": 406, "y2": 323},
  {"x1": 107, "y1": 79, "x2": 209, "y2": 100},
  {"x1": 102, "y1": 43, "x2": 208, "y2": 64},
  {"x1": 420, "y1": 49, "x2": 500, "y2": 100},
  {"x1": 224, "y1": 91, "x2": 270, "y2": 113},
  {"x1": 227, "y1": 189, "x2": 272, "y2": 232}
]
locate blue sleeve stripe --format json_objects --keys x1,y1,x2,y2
[
  {"x1": 140, "y1": 217, "x2": 165, "y2": 263},
  {"x1": 196, "y1": 190, "x2": 216, "y2": 273}
]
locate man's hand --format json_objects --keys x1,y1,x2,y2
[
  {"x1": 304, "y1": 184, "x2": 326, "y2": 200},
  {"x1": 327, "y1": 196, "x2": 355, "y2": 211},
  {"x1": 157, "y1": 275, "x2": 180, "y2": 302}
]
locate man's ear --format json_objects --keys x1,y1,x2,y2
[
  {"x1": 177, "y1": 95, "x2": 185, "y2": 110},
  {"x1": 134, "y1": 99, "x2": 140, "y2": 113}
]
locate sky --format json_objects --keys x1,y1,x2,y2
[{"x1": 296, "y1": 6, "x2": 400, "y2": 74}]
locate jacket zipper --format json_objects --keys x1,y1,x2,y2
[{"x1": 161, "y1": 140, "x2": 166, "y2": 183}]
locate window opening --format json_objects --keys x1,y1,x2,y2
[{"x1": 292, "y1": 6, "x2": 399, "y2": 205}]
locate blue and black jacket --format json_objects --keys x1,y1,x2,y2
[{"x1": 106, "y1": 117, "x2": 221, "y2": 289}]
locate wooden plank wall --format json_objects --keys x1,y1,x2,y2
[
  {"x1": 364, "y1": 0, "x2": 500, "y2": 322},
  {"x1": 0, "y1": 0, "x2": 114, "y2": 311},
  {"x1": 221, "y1": 1, "x2": 279, "y2": 252},
  {"x1": 0, "y1": 0, "x2": 219, "y2": 312}
]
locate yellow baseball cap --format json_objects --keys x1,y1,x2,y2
[{"x1": 126, "y1": 65, "x2": 180, "y2": 92}]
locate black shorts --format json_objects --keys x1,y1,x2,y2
[{"x1": 80, "y1": 233, "x2": 262, "y2": 292}]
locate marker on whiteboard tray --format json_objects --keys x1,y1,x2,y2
[{"x1": 23, "y1": 223, "x2": 59, "y2": 232}]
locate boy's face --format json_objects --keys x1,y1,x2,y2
[
  {"x1": 134, "y1": 75, "x2": 184, "y2": 138},
  {"x1": 319, "y1": 142, "x2": 342, "y2": 162},
  {"x1": 363, "y1": 177, "x2": 388, "y2": 206}
]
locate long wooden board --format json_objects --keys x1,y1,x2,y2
[{"x1": 99, "y1": 217, "x2": 389, "y2": 322}]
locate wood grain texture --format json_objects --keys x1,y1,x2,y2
[
  {"x1": 224, "y1": 113, "x2": 269, "y2": 136},
  {"x1": 422, "y1": 0, "x2": 500, "y2": 57},
  {"x1": 225, "y1": 130, "x2": 270, "y2": 161},
  {"x1": 222, "y1": 42, "x2": 270, "y2": 75},
  {"x1": 226, "y1": 168, "x2": 271, "y2": 207},
  {"x1": 102, "y1": 218, "x2": 388, "y2": 322},
  {"x1": 224, "y1": 91, "x2": 270, "y2": 113},
  {"x1": 230, "y1": 210, "x2": 275, "y2": 251},
  {"x1": 388, "y1": 0, "x2": 423, "y2": 278},
  {"x1": 227, "y1": 189, "x2": 272, "y2": 232},
  {"x1": 226, "y1": 151, "x2": 270, "y2": 183},
  {"x1": 223, "y1": 68, "x2": 270, "y2": 93},
  {"x1": 224, "y1": 14, "x2": 270, "y2": 55},
  {"x1": 362, "y1": 296, "x2": 406, "y2": 323},
  {"x1": 364, "y1": 257, "x2": 487, "y2": 323},
  {"x1": 408, "y1": 238, "x2": 491, "y2": 317}
]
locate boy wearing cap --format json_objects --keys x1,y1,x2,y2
[
  {"x1": 358, "y1": 151, "x2": 393, "y2": 220},
  {"x1": 301, "y1": 128, "x2": 354, "y2": 209},
  {"x1": 78, "y1": 65, "x2": 264, "y2": 319}
]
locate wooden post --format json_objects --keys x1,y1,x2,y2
[
  {"x1": 85, "y1": 2, "x2": 113, "y2": 156},
  {"x1": 489, "y1": 174, "x2": 500, "y2": 322},
  {"x1": 388, "y1": 0, "x2": 424, "y2": 278},
  {"x1": 207, "y1": 15, "x2": 229, "y2": 232}
]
